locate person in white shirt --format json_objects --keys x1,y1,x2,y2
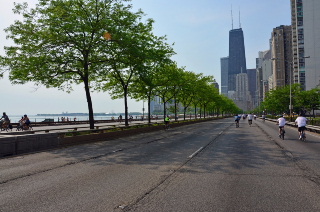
[
  {"x1": 295, "y1": 114, "x2": 308, "y2": 139},
  {"x1": 276, "y1": 115, "x2": 286, "y2": 137},
  {"x1": 247, "y1": 114, "x2": 253, "y2": 125}
]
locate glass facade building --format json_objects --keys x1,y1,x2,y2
[{"x1": 228, "y1": 28, "x2": 247, "y2": 92}]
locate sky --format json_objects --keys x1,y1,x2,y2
[{"x1": 0, "y1": 0, "x2": 291, "y2": 115}]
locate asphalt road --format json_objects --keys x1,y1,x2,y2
[{"x1": 1, "y1": 118, "x2": 320, "y2": 211}]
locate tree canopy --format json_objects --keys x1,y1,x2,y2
[
  {"x1": 1, "y1": 0, "x2": 165, "y2": 128},
  {"x1": 0, "y1": 0, "x2": 240, "y2": 126}
]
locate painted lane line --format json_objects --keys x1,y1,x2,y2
[{"x1": 188, "y1": 147, "x2": 204, "y2": 159}]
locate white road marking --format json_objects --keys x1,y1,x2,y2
[{"x1": 188, "y1": 147, "x2": 204, "y2": 158}]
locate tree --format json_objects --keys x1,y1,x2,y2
[
  {"x1": 263, "y1": 84, "x2": 301, "y2": 115},
  {"x1": 0, "y1": 0, "x2": 146, "y2": 129},
  {"x1": 103, "y1": 29, "x2": 175, "y2": 126},
  {"x1": 189, "y1": 75, "x2": 213, "y2": 119},
  {"x1": 196, "y1": 76, "x2": 216, "y2": 118},
  {"x1": 295, "y1": 88, "x2": 320, "y2": 117},
  {"x1": 178, "y1": 71, "x2": 199, "y2": 120},
  {"x1": 153, "y1": 62, "x2": 181, "y2": 120},
  {"x1": 130, "y1": 55, "x2": 175, "y2": 123}
]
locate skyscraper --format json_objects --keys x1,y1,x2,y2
[
  {"x1": 291, "y1": 0, "x2": 320, "y2": 90},
  {"x1": 270, "y1": 25, "x2": 293, "y2": 89},
  {"x1": 247, "y1": 68, "x2": 257, "y2": 107},
  {"x1": 228, "y1": 28, "x2": 247, "y2": 92},
  {"x1": 220, "y1": 57, "x2": 229, "y2": 96}
]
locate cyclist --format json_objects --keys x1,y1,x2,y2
[
  {"x1": 295, "y1": 113, "x2": 308, "y2": 140},
  {"x1": 0, "y1": 112, "x2": 10, "y2": 129},
  {"x1": 22, "y1": 114, "x2": 31, "y2": 130},
  {"x1": 164, "y1": 115, "x2": 170, "y2": 130},
  {"x1": 234, "y1": 115, "x2": 240, "y2": 127},
  {"x1": 247, "y1": 113, "x2": 253, "y2": 126},
  {"x1": 276, "y1": 115, "x2": 286, "y2": 137}
]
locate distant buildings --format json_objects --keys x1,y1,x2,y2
[
  {"x1": 256, "y1": 50, "x2": 272, "y2": 105},
  {"x1": 270, "y1": 25, "x2": 293, "y2": 89},
  {"x1": 246, "y1": 68, "x2": 256, "y2": 109},
  {"x1": 228, "y1": 28, "x2": 247, "y2": 92},
  {"x1": 220, "y1": 27, "x2": 253, "y2": 111},
  {"x1": 220, "y1": 57, "x2": 229, "y2": 96},
  {"x1": 220, "y1": 0, "x2": 320, "y2": 112}
]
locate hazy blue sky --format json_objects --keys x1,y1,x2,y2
[{"x1": 0, "y1": 0, "x2": 291, "y2": 115}]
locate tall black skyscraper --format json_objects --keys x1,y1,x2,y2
[{"x1": 228, "y1": 28, "x2": 247, "y2": 91}]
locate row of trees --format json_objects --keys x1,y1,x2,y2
[
  {"x1": 0, "y1": 0, "x2": 240, "y2": 129},
  {"x1": 253, "y1": 84, "x2": 320, "y2": 117}
]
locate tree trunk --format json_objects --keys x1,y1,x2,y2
[
  {"x1": 148, "y1": 95, "x2": 151, "y2": 124},
  {"x1": 174, "y1": 98, "x2": 177, "y2": 121},
  {"x1": 124, "y1": 88, "x2": 129, "y2": 126},
  {"x1": 163, "y1": 101, "x2": 167, "y2": 121},
  {"x1": 84, "y1": 79, "x2": 94, "y2": 129}
]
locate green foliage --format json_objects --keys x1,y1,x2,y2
[
  {"x1": 0, "y1": 0, "x2": 240, "y2": 123},
  {"x1": 262, "y1": 84, "x2": 320, "y2": 115},
  {"x1": 295, "y1": 87, "x2": 320, "y2": 115},
  {"x1": 3, "y1": 0, "x2": 119, "y2": 89}
]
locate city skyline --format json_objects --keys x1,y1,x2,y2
[{"x1": 0, "y1": 0, "x2": 291, "y2": 115}]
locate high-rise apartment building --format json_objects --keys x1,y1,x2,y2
[
  {"x1": 220, "y1": 57, "x2": 229, "y2": 96},
  {"x1": 228, "y1": 28, "x2": 247, "y2": 92},
  {"x1": 301, "y1": 0, "x2": 320, "y2": 90},
  {"x1": 256, "y1": 50, "x2": 272, "y2": 104},
  {"x1": 270, "y1": 25, "x2": 293, "y2": 89},
  {"x1": 235, "y1": 73, "x2": 250, "y2": 111},
  {"x1": 291, "y1": 0, "x2": 320, "y2": 90},
  {"x1": 247, "y1": 68, "x2": 257, "y2": 108}
]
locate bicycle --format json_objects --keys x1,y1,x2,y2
[
  {"x1": 279, "y1": 127, "x2": 285, "y2": 140},
  {"x1": 248, "y1": 119, "x2": 252, "y2": 127},
  {"x1": 164, "y1": 121, "x2": 170, "y2": 130},
  {"x1": 0, "y1": 121, "x2": 12, "y2": 132},
  {"x1": 300, "y1": 130, "x2": 306, "y2": 141},
  {"x1": 235, "y1": 121, "x2": 239, "y2": 128}
]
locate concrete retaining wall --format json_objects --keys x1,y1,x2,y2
[
  {"x1": 0, "y1": 134, "x2": 59, "y2": 157},
  {"x1": 0, "y1": 125, "x2": 165, "y2": 157},
  {"x1": 0, "y1": 118, "x2": 218, "y2": 158}
]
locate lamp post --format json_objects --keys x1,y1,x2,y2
[
  {"x1": 271, "y1": 56, "x2": 310, "y2": 121},
  {"x1": 271, "y1": 57, "x2": 294, "y2": 121}
]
